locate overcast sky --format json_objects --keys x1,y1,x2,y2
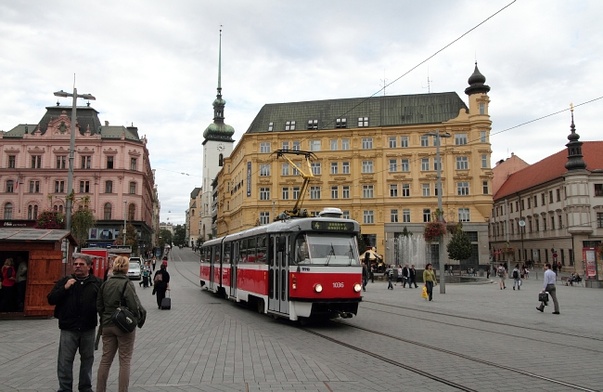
[{"x1": 1, "y1": 0, "x2": 601, "y2": 225}]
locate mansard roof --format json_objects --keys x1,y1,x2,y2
[
  {"x1": 493, "y1": 141, "x2": 603, "y2": 200},
  {"x1": 245, "y1": 92, "x2": 468, "y2": 134}
]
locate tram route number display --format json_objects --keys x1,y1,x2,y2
[{"x1": 311, "y1": 221, "x2": 355, "y2": 232}]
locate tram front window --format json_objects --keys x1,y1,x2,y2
[{"x1": 295, "y1": 234, "x2": 359, "y2": 265}]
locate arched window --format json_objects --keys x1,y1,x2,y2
[
  {"x1": 4, "y1": 203, "x2": 13, "y2": 219},
  {"x1": 53, "y1": 204, "x2": 64, "y2": 213},
  {"x1": 128, "y1": 203, "x2": 135, "y2": 221},
  {"x1": 28, "y1": 204, "x2": 38, "y2": 220},
  {"x1": 104, "y1": 203, "x2": 112, "y2": 220}
]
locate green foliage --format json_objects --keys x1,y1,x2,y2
[
  {"x1": 446, "y1": 228, "x2": 472, "y2": 261},
  {"x1": 172, "y1": 225, "x2": 186, "y2": 247},
  {"x1": 159, "y1": 228, "x2": 173, "y2": 248},
  {"x1": 71, "y1": 208, "x2": 96, "y2": 246},
  {"x1": 35, "y1": 210, "x2": 65, "y2": 229}
]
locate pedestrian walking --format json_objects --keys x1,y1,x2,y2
[
  {"x1": 512, "y1": 263, "x2": 522, "y2": 290},
  {"x1": 153, "y1": 260, "x2": 171, "y2": 308},
  {"x1": 423, "y1": 263, "x2": 437, "y2": 301},
  {"x1": 409, "y1": 265, "x2": 418, "y2": 288},
  {"x1": 47, "y1": 254, "x2": 102, "y2": 392},
  {"x1": 386, "y1": 265, "x2": 394, "y2": 289},
  {"x1": 401, "y1": 264, "x2": 410, "y2": 288},
  {"x1": 536, "y1": 263, "x2": 560, "y2": 314},
  {"x1": 497, "y1": 263, "x2": 507, "y2": 290},
  {"x1": 396, "y1": 265, "x2": 403, "y2": 285},
  {"x1": 361, "y1": 262, "x2": 369, "y2": 292},
  {"x1": 96, "y1": 255, "x2": 146, "y2": 392}
]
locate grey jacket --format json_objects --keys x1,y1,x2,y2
[{"x1": 97, "y1": 274, "x2": 145, "y2": 328}]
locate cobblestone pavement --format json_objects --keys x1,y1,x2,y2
[{"x1": 1, "y1": 247, "x2": 601, "y2": 391}]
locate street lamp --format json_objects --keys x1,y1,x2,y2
[
  {"x1": 519, "y1": 219, "x2": 526, "y2": 264},
  {"x1": 426, "y1": 130, "x2": 451, "y2": 294},
  {"x1": 123, "y1": 200, "x2": 127, "y2": 246},
  {"x1": 53, "y1": 88, "x2": 96, "y2": 233}
]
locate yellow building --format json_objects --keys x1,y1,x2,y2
[{"x1": 215, "y1": 64, "x2": 493, "y2": 270}]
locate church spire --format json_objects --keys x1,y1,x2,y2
[{"x1": 565, "y1": 104, "x2": 587, "y2": 171}]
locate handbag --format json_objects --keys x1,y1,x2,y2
[
  {"x1": 111, "y1": 281, "x2": 137, "y2": 333},
  {"x1": 421, "y1": 285, "x2": 428, "y2": 299},
  {"x1": 538, "y1": 292, "x2": 549, "y2": 303}
]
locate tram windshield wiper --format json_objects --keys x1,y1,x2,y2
[{"x1": 325, "y1": 244, "x2": 336, "y2": 265}]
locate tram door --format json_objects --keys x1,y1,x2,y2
[
  {"x1": 208, "y1": 244, "x2": 217, "y2": 292},
  {"x1": 268, "y1": 234, "x2": 289, "y2": 314},
  {"x1": 229, "y1": 242, "x2": 237, "y2": 298}
]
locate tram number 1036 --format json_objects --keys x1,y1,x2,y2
[{"x1": 332, "y1": 282, "x2": 345, "y2": 289}]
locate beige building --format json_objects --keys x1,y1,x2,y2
[
  {"x1": 186, "y1": 187, "x2": 202, "y2": 247},
  {"x1": 214, "y1": 64, "x2": 494, "y2": 270}
]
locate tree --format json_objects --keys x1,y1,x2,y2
[
  {"x1": 446, "y1": 227, "x2": 472, "y2": 262},
  {"x1": 35, "y1": 210, "x2": 65, "y2": 229},
  {"x1": 159, "y1": 229, "x2": 173, "y2": 249},
  {"x1": 71, "y1": 208, "x2": 96, "y2": 247},
  {"x1": 173, "y1": 224, "x2": 186, "y2": 247}
]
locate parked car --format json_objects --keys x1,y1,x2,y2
[
  {"x1": 127, "y1": 261, "x2": 141, "y2": 280},
  {"x1": 129, "y1": 256, "x2": 143, "y2": 266}
]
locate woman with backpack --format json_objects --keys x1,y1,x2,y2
[{"x1": 512, "y1": 264, "x2": 522, "y2": 290}]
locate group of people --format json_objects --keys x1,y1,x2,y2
[
  {"x1": 47, "y1": 253, "x2": 170, "y2": 392},
  {"x1": 384, "y1": 264, "x2": 419, "y2": 290},
  {"x1": 0, "y1": 258, "x2": 28, "y2": 312}
]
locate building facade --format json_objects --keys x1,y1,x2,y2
[
  {"x1": 214, "y1": 64, "x2": 494, "y2": 270},
  {"x1": 186, "y1": 187, "x2": 202, "y2": 247},
  {"x1": 0, "y1": 104, "x2": 158, "y2": 255},
  {"x1": 491, "y1": 112, "x2": 603, "y2": 286}
]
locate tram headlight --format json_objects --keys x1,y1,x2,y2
[
  {"x1": 314, "y1": 283, "x2": 323, "y2": 293},
  {"x1": 353, "y1": 283, "x2": 362, "y2": 293}
]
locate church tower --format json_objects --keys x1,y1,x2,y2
[{"x1": 201, "y1": 28, "x2": 235, "y2": 240}]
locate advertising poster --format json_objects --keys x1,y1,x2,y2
[{"x1": 583, "y1": 248, "x2": 596, "y2": 278}]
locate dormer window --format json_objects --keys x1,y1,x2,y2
[
  {"x1": 285, "y1": 120, "x2": 296, "y2": 131},
  {"x1": 268, "y1": 122, "x2": 273, "y2": 132},
  {"x1": 358, "y1": 117, "x2": 369, "y2": 127},
  {"x1": 335, "y1": 118, "x2": 347, "y2": 128},
  {"x1": 307, "y1": 119, "x2": 318, "y2": 130}
]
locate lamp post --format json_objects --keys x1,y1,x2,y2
[
  {"x1": 519, "y1": 219, "x2": 526, "y2": 264},
  {"x1": 53, "y1": 88, "x2": 96, "y2": 233},
  {"x1": 123, "y1": 200, "x2": 127, "y2": 246},
  {"x1": 426, "y1": 130, "x2": 451, "y2": 294}
]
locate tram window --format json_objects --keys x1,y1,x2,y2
[
  {"x1": 213, "y1": 245, "x2": 221, "y2": 264},
  {"x1": 257, "y1": 236, "x2": 267, "y2": 264},
  {"x1": 224, "y1": 242, "x2": 231, "y2": 264},
  {"x1": 295, "y1": 236, "x2": 309, "y2": 264},
  {"x1": 239, "y1": 239, "x2": 248, "y2": 263}
]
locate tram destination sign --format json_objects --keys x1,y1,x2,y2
[{"x1": 311, "y1": 221, "x2": 355, "y2": 232}]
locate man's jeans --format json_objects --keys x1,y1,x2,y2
[{"x1": 57, "y1": 328, "x2": 96, "y2": 392}]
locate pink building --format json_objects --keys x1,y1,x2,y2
[{"x1": 0, "y1": 104, "x2": 158, "y2": 254}]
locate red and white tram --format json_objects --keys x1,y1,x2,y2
[{"x1": 199, "y1": 208, "x2": 363, "y2": 321}]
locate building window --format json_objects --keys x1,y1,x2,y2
[
  {"x1": 309, "y1": 140, "x2": 321, "y2": 151},
  {"x1": 455, "y1": 134, "x2": 468, "y2": 145},
  {"x1": 292, "y1": 141, "x2": 301, "y2": 150},
  {"x1": 128, "y1": 203, "x2": 135, "y2": 221},
  {"x1": 309, "y1": 186, "x2": 321, "y2": 199},
  {"x1": 268, "y1": 122, "x2": 274, "y2": 132},
  {"x1": 29, "y1": 180, "x2": 40, "y2": 193},
  {"x1": 422, "y1": 183, "x2": 430, "y2": 197},
  {"x1": 342, "y1": 162, "x2": 350, "y2": 174},
  {"x1": 130, "y1": 158, "x2": 137, "y2": 171},
  {"x1": 597, "y1": 213, "x2": 603, "y2": 228},
  {"x1": 595, "y1": 184, "x2": 603, "y2": 197},
  {"x1": 386, "y1": 136, "x2": 396, "y2": 148},
  {"x1": 482, "y1": 181, "x2": 489, "y2": 195},
  {"x1": 480, "y1": 131, "x2": 487, "y2": 142},
  {"x1": 389, "y1": 159, "x2": 398, "y2": 172},
  {"x1": 311, "y1": 162, "x2": 321, "y2": 175},
  {"x1": 260, "y1": 164, "x2": 271, "y2": 177},
  {"x1": 259, "y1": 187, "x2": 271, "y2": 200},
  {"x1": 542, "y1": 193, "x2": 546, "y2": 205},
  {"x1": 390, "y1": 209, "x2": 399, "y2": 223},
  {"x1": 331, "y1": 186, "x2": 338, "y2": 199},
  {"x1": 106, "y1": 156, "x2": 114, "y2": 169},
  {"x1": 129, "y1": 181, "x2": 136, "y2": 194},
  {"x1": 457, "y1": 182, "x2": 469, "y2": 196},
  {"x1": 459, "y1": 208, "x2": 470, "y2": 222},
  {"x1": 292, "y1": 165, "x2": 300, "y2": 176},
  {"x1": 551, "y1": 216, "x2": 555, "y2": 230},
  {"x1": 434, "y1": 157, "x2": 442, "y2": 172},
  {"x1": 55, "y1": 180, "x2": 65, "y2": 193},
  {"x1": 281, "y1": 141, "x2": 290, "y2": 150},
  {"x1": 400, "y1": 136, "x2": 409, "y2": 147},
  {"x1": 481, "y1": 154, "x2": 488, "y2": 168},
  {"x1": 104, "y1": 203, "x2": 112, "y2": 220},
  {"x1": 307, "y1": 119, "x2": 318, "y2": 130},
  {"x1": 402, "y1": 183, "x2": 410, "y2": 197},
  {"x1": 281, "y1": 163, "x2": 289, "y2": 176},
  {"x1": 342, "y1": 186, "x2": 350, "y2": 199},
  {"x1": 285, "y1": 120, "x2": 296, "y2": 131},
  {"x1": 423, "y1": 208, "x2": 431, "y2": 223},
  {"x1": 556, "y1": 188, "x2": 561, "y2": 202},
  {"x1": 27, "y1": 204, "x2": 38, "y2": 220},
  {"x1": 260, "y1": 142, "x2": 271, "y2": 153},
  {"x1": 79, "y1": 181, "x2": 90, "y2": 193},
  {"x1": 3, "y1": 202, "x2": 13, "y2": 220},
  {"x1": 456, "y1": 156, "x2": 469, "y2": 170},
  {"x1": 363, "y1": 210, "x2": 374, "y2": 224},
  {"x1": 341, "y1": 138, "x2": 350, "y2": 150},
  {"x1": 389, "y1": 184, "x2": 398, "y2": 197},
  {"x1": 421, "y1": 158, "x2": 430, "y2": 171},
  {"x1": 31, "y1": 155, "x2": 42, "y2": 169},
  {"x1": 105, "y1": 180, "x2": 113, "y2": 193},
  {"x1": 56, "y1": 155, "x2": 66, "y2": 169},
  {"x1": 479, "y1": 103, "x2": 485, "y2": 115},
  {"x1": 362, "y1": 161, "x2": 373, "y2": 173},
  {"x1": 335, "y1": 118, "x2": 347, "y2": 128},
  {"x1": 402, "y1": 209, "x2": 411, "y2": 223},
  {"x1": 330, "y1": 162, "x2": 338, "y2": 174},
  {"x1": 361, "y1": 137, "x2": 373, "y2": 149},
  {"x1": 358, "y1": 117, "x2": 369, "y2": 127},
  {"x1": 6, "y1": 180, "x2": 14, "y2": 193},
  {"x1": 330, "y1": 139, "x2": 338, "y2": 150},
  {"x1": 401, "y1": 159, "x2": 410, "y2": 172},
  {"x1": 281, "y1": 187, "x2": 289, "y2": 200},
  {"x1": 420, "y1": 135, "x2": 429, "y2": 147},
  {"x1": 362, "y1": 185, "x2": 374, "y2": 198},
  {"x1": 259, "y1": 212, "x2": 270, "y2": 225},
  {"x1": 8, "y1": 155, "x2": 16, "y2": 168},
  {"x1": 81, "y1": 155, "x2": 91, "y2": 169},
  {"x1": 558, "y1": 214, "x2": 563, "y2": 229}
]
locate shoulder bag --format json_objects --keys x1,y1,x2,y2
[{"x1": 111, "y1": 281, "x2": 138, "y2": 333}]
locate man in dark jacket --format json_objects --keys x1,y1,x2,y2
[{"x1": 47, "y1": 254, "x2": 102, "y2": 392}]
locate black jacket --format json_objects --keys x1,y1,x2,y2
[{"x1": 47, "y1": 274, "x2": 102, "y2": 331}]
